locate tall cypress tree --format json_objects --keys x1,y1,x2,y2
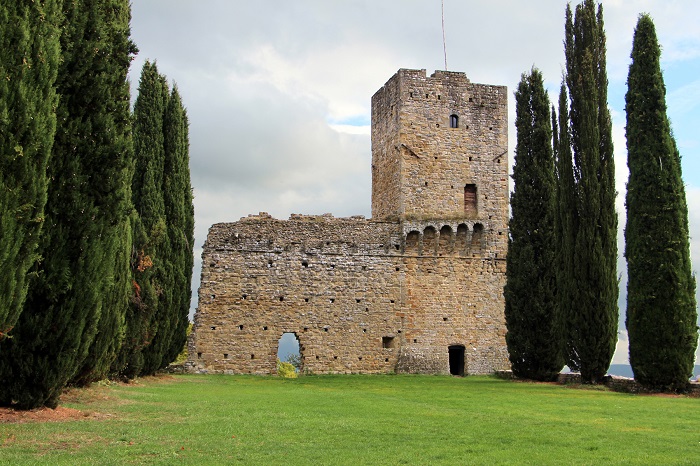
[
  {"x1": 69, "y1": 1, "x2": 136, "y2": 387},
  {"x1": 625, "y1": 14, "x2": 697, "y2": 391},
  {"x1": 112, "y1": 61, "x2": 168, "y2": 379},
  {"x1": 0, "y1": 0, "x2": 137, "y2": 409},
  {"x1": 563, "y1": 0, "x2": 618, "y2": 383},
  {"x1": 110, "y1": 210, "x2": 143, "y2": 380},
  {"x1": 505, "y1": 68, "x2": 563, "y2": 381},
  {"x1": 160, "y1": 86, "x2": 194, "y2": 367},
  {"x1": 0, "y1": 0, "x2": 61, "y2": 339},
  {"x1": 554, "y1": 80, "x2": 580, "y2": 372}
]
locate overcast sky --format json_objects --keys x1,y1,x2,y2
[{"x1": 129, "y1": 1, "x2": 700, "y2": 365}]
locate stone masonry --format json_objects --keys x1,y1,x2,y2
[{"x1": 188, "y1": 68, "x2": 510, "y2": 375}]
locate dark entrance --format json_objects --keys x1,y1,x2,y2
[{"x1": 448, "y1": 345, "x2": 465, "y2": 376}]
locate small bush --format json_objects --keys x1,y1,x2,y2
[{"x1": 277, "y1": 359, "x2": 297, "y2": 378}]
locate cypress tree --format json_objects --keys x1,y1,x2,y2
[
  {"x1": 554, "y1": 80, "x2": 580, "y2": 372},
  {"x1": 160, "y1": 86, "x2": 194, "y2": 367},
  {"x1": 0, "y1": 0, "x2": 61, "y2": 339},
  {"x1": 0, "y1": 0, "x2": 137, "y2": 408},
  {"x1": 563, "y1": 0, "x2": 618, "y2": 383},
  {"x1": 625, "y1": 14, "x2": 697, "y2": 391},
  {"x1": 505, "y1": 68, "x2": 563, "y2": 381},
  {"x1": 138, "y1": 83, "x2": 194, "y2": 374},
  {"x1": 70, "y1": 219, "x2": 133, "y2": 386},
  {"x1": 69, "y1": 2, "x2": 136, "y2": 387},
  {"x1": 110, "y1": 211, "x2": 144, "y2": 380},
  {"x1": 113, "y1": 61, "x2": 168, "y2": 379}
]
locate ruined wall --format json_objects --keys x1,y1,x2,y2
[
  {"x1": 190, "y1": 214, "x2": 404, "y2": 375},
  {"x1": 188, "y1": 213, "x2": 508, "y2": 375},
  {"x1": 189, "y1": 68, "x2": 510, "y2": 376}
]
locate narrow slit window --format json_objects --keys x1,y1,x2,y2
[
  {"x1": 450, "y1": 114, "x2": 459, "y2": 128},
  {"x1": 464, "y1": 184, "x2": 477, "y2": 216}
]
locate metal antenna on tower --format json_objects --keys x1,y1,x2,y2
[{"x1": 441, "y1": 0, "x2": 448, "y2": 70}]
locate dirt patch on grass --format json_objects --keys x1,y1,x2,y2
[
  {"x1": 0, "y1": 373, "x2": 183, "y2": 424},
  {"x1": 0, "y1": 405, "x2": 111, "y2": 424},
  {"x1": 0, "y1": 383, "x2": 116, "y2": 424}
]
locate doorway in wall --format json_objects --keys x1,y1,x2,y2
[
  {"x1": 278, "y1": 332, "x2": 301, "y2": 370},
  {"x1": 448, "y1": 345, "x2": 465, "y2": 376}
]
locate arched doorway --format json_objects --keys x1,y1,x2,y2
[
  {"x1": 448, "y1": 345, "x2": 465, "y2": 376},
  {"x1": 277, "y1": 332, "x2": 301, "y2": 370}
]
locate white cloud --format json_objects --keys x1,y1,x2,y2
[{"x1": 329, "y1": 125, "x2": 371, "y2": 135}]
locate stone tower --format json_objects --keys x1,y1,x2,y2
[
  {"x1": 372, "y1": 68, "x2": 508, "y2": 226},
  {"x1": 187, "y1": 69, "x2": 510, "y2": 376}
]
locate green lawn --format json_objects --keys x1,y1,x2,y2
[{"x1": 1, "y1": 374, "x2": 698, "y2": 465}]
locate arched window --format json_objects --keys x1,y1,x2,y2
[
  {"x1": 439, "y1": 225, "x2": 454, "y2": 255},
  {"x1": 472, "y1": 223, "x2": 484, "y2": 250},
  {"x1": 456, "y1": 224, "x2": 468, "y2": 255},
  {"x1": 423, "y1": 226, "x2": 437, "y2": 256},
  {"x1": 450, "y1": 114, "x2": 459, "y2": 128},
  {"x1": 406, "y1": 231, "x2": 420, "y2": 254}
]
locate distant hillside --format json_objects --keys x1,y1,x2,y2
[
  {"x1": 607, "y1": 364, "x2": 700, "y2": 380},
  {"x1": 607, "y1": 364, "x2": 634, "y2": 378}
]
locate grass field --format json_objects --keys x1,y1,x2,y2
[{"x1": 1, "y1": 374, "x2": 698, "y2": 465}]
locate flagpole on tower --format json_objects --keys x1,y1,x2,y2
[{"x1": 441, "y1": 0, "x2": 448, "y2": 70}]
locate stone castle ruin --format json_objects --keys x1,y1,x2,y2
[{"x1": 188, "y1": 68, "x2": 510, "y2": 375}]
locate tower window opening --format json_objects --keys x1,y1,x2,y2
[
  {"x1": 464, "y1": 184, "x2": 477, "y2": 215},
  {"x1": 450, "y1": 114, "x2": 459, "y2": 128}
]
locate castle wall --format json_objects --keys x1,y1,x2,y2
[
  {"x1": 188, "y1": 213, "x2": 508, "y2": 375},
  {"x1": 189, "y1": 68, "x2": 510, "y2": 376}
]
